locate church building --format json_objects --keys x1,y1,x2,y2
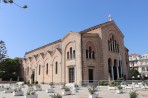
[{"x1": 22, "y1": 20, "x2": 129, "y2": 85}]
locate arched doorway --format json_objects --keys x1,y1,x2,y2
[
  {"x1": 108, "y1": 58, "x2": 112, "y2": 79},
  {"x1": 113, "y1": 59, "x2": 118, "y2": 80},
  {"x1": 31, "y1": 70, "x2": 35, "y2": 83},
  {"x1": 118, "y1": 60, "x2": 121, "y2": 78}
]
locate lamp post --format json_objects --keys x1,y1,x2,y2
[{"x1": 74, "y1": 40, "x2": 78, "y2": 93}]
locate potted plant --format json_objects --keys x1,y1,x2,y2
[
  {"x1": 116, "y1": 85, "x2": 123, "y2": 94},
  {"x1": 4, "y1": 87, "x2": 13, "y2": 93},
  {"x1": 60, "y1": 83, "x2": 66, "y2": 89},
  {"x1": 50, "y1": 94, "x2": 62, "y2": 98},
  {"x1": 88, "y1": 86, "x2": 98, "y2": 98},
  {"x1": 35, "y1": 81, "x2": 38, "y2": 85},
  {"x1": 49, "y1": 82, "x2": 55, "y2": 88},
  {"x1": 25, "y1": 89, "x2": 38, "y2": 98},
  {"x1": 13, "y1": 88, "x2": 24, "y2": 96},
  {"x1": 20, "y1": 83, "x2": 25, "y2": 88},
  {"x1": 73, "y1": 84, "x2": 79, "y2": 90},
  {"x1": 46, "y1": 83, "x2": 54, "y2": 93},
  {"x1": 27, "y1": 84, "x2": 34, "y2": 90},
  {"x1": 108, "y1": 81, "x2": 117, "y2": 90},
  {"x1": 99, "y1": 80, "x2": 106, "y2": 86},
  {"x1": 0, "y1": 85, "x2": 4, "y2": 91},
  {"x1": 35, "y1": 84, "x2": 42, "y2": 91},
  {"x1": 62, "y1": 86, "x2": 71, "y2": 95},
  {"x1": 129, "y1": 91, "x2": 138, "y2": 98}
]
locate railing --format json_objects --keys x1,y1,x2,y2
[
  {"x1": 0, "y1": 81, "x2": 17, "y2": 84},
  {"x1": 82, "y1": 79, "x2": 148, "y2": 86}
]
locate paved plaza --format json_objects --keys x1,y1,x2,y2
[{"x1": 0, "y1": 84, "x2": 148, "y2": 98}]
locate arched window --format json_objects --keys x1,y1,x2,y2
[
  {"x1": 108, "y1": 40, "x2": 110, "y2": 51},
  {"x1": 89, "y1": 47, "x2": 92, "y2": 59},
  {"x1": 113, "y1": 40, "x2": 116, "y2": 52},
  {"x1": 110, "y1": 39, "x2": 112, "y2": 51},
  {"x1": 70, "y1": 47, "x2": 72, "y2": 59},
  {"x1": 86, "y1": 50, "x2": 88, "y2": 58},
  {"x1": 67, "y1": 52, "x2": 69, "y2": 59},
  {"x1": 111, "y1": 39, "x2": 114, "y2": 52},
  {"x1": 86, "y1": 42, "x2": 95, "y2": 59},
  {"x1": 115, "y1": 40, "x2": 117, "y2": 52},
  {"x1": 46, "y1": 63, "x2": 48, "y2": 74},
  {"x1": 39, "y1": 65, "x2": 41, "y2": 75},
  {"x1": 55, "y1": 62, "x2": 58, "y2": 74},
  {"x1": 92, "y1": 51, "x2": 95, "y2": 59},
  {"x1": 73, "y1": 50, "x2": 75, "y2": 58},
  {"x1": 109, "y1": 35, "x2": 119, "y2": 53}
]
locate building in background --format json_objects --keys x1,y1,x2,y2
[
  {"x1": 138, "y1": 54, "x2": 148, "y2": 79},
  {"x1": 22, "y1": 20, "x2": 129, "y2": 85},
  {"x1": 129, "y1": 54, "x2": 148, "y2": 79},
  {"x1": 129, "y1": 54, "x2": 141, "y2": 70}
]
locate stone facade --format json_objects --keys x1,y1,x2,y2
[{"x1": 22, "y1": 20, "x2": 129, "y2": 85}]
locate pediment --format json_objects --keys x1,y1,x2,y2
[
  {"x1": 44, "y1": 51, "x2": 52, "y2": 58},
  {"x1": 62, "y1": 32, "x2": 78, "y2": 41},
  {"x1": 51, "y1": 48, "x2": 62, "y2": 57}
]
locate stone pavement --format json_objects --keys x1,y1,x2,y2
[{"x1": 0, "y1": 84, "x2": 148, "y2": 98}]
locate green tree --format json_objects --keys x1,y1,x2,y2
[
  {"x1": 1, "y1": 0, "x2": 27, "y2": 8},
  {"x1": 0, "y1": 40, "x2": 7, "y2": 62},
  {"x1": 0, "y1": 58, "x2": 21, "y2": 81},
  {"x1": 129, "y1": 69, "x2": 140, "y2": 78}
]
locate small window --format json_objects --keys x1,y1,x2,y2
[
  {"x1": 46, "y1": 63, "x2": 48, "y2": 74},
  {"x1": 39, "y1": 65, "x2": 41, "y2": 75},
  {"x1": 67, "y1": 52, "x2": 69, "y2": 59},
  {"x1": 92, "y1": 51, "x2": 95, "y2": 59},
  {"x1": 70, "y1": 47, "x2": 72, "y2": 59},
  {"x1": 108, "y1": 40, "x2": 110, "y2": 51},
  {"x1": 73, "y1": 50, "x2": 75, "y2": 58},
  {"x1": 89, "y1": 47, "x2": 92, "y2": 59},
  {"x1": 55, "y1": 62, "x2": 58, "y2": 74},
  {"x1": 86, "y1": 50, "x2": 88, "y2": 58}
]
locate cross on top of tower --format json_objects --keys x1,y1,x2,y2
[{"x1": 108, "y1": 14, "x2": 113, "y2": 21}]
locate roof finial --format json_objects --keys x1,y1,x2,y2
[{"x1": 108, "y1": 14, "x2": 113, "y2": 21}]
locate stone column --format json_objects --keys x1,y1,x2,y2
[
  {"x1": 111, "y1": 64, "x2": 114, "y2": 80},
  {"x1": 117, "y1": 61, "x2": 119, "y2": 79},
  {"x1": 120, "y1": 61, "x2": 123, "y2": 77}
]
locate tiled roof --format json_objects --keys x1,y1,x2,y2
[
  {"x1": 129, "y1": 53, "x2": 141, "y2": 57},
  {"x1": 25, "y1": 21, "x2": 112, "y2": 55},
  {"x1": 25, "y1": 39, "x2": 61, "y2": 55},
  {"x1": 79, "y1": 21, "x2": 111, "y2": 33}
]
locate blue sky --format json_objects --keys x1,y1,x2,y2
[{"x1": 0, "y1": 0, "x2": 148, "y2": 58}]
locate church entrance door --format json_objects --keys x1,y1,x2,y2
[{"x1": 88, "y1": 69, "x2": 94, "y2": 83}]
